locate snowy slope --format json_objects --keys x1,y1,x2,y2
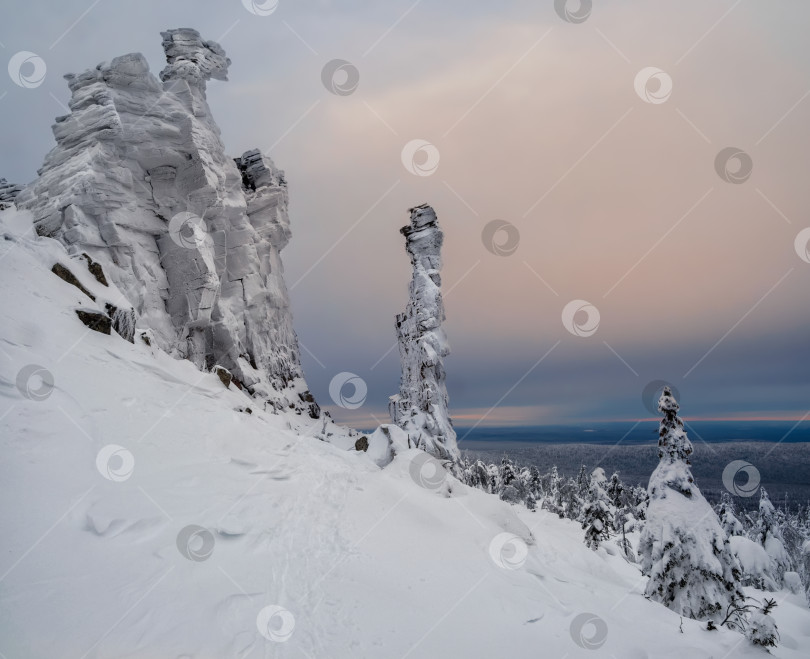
[{"x1": 1, "y1": 209, "x2": 809, "y2": 658}]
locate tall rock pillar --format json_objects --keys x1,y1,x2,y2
[{"x1": 390, "y1": 204, "x2": 458, "y2": 460}]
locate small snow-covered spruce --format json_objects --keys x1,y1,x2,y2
[
  {"x1": 638, "y1": 387, "x2": 745, "y2": 621},
  {"x1": 582, "y1": 468, "x2": 613, "y2": 550},
  {"x1": 753, "y1": 487, "x2": 793, "y2": 587},
  {"x1": 746, "y1": 598, "x2": 780, "y2": 648},
  {"x1": 607, "y1": 471, "x2": 624, "y2": 509},
  {"x1": 582, "y1": 499, "x2": 612, "y2": 550},
  {"x1": 716, "y1": 492, "x2": 745, "y2": 537},
  {"x1": 542, "y1": 466, "x2": 565, "y2": 518}
]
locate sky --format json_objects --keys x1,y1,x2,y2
[{"x1": 2, "y1": 0, "x2": 810, "y2": 429}]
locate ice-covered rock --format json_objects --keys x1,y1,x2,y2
[
  {"x1": 15, "y1": 28, "x2": 318, "y2": 416},
  {"x1": 389, "y1": 204, "x2": 458, "y2": 460},
  {"x1": 0, "y1": 178, "x2": 23, "y2": 210}
]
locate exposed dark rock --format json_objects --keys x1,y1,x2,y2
[
  {"x1": 214, "y1": 365, "x2": 232, "y2": 388},
  {"x1": 51, "y1": 263, "x2": 95, "y2": 301},
  {"x1": 81, "y1": 253, "x2": 109, "y2": 286},
  {"x1": 355, "y1": 436, "x2": 369, "y2": 452},
  {"x1": 75, "y1": 309, "x2": 112, "y2": 334}
]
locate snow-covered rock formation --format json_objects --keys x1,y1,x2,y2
[
  {"x1": 14, "y1": 28, "x2": 318, "y2": 416},
  {"x1": 639, "y1": 387, "x2": 744, "y2": 620},
  {"x1": 389, "y1": 204, "x2": 458, "y2": 460},
  {"x1": 0, "y1": 178, "x2": 22, "y2": 210}
]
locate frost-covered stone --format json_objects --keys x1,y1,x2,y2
[
  {"x1": 389, "y1": 204, "x2": 457, "y2": 460},
  {"x1": 0, "y1": 179, "x2": 23, "y2": 210},
  {"x1": 15, "y1": 28, "x2": 317, "y2": 416},
  {"x1": 638, "y1": 387, "x2": 744, "y2": 620}
]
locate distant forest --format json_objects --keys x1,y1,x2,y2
[{"x1": 462, "y1": 441, "x2": 810, "y2": 511}]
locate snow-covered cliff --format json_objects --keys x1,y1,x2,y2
[
  {"x1": 15, "y1": 28, "x2": 317, "y2": 416},
  {"x1": 389, "y1": 204, "x2": 458, "y2": 460}
]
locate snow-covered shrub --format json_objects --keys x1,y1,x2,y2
[
  {"x1": 729, "y1": 536, "x2": 779, "y2": 591},
  {"x1": 746, "y1": 598, "x2": 779, "y2": 648}
]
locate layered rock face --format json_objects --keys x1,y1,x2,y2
[
  {"x1": 389, "y1": 204, "x2": 458, "y2": 460},
  {"x1": 0, "y1": 179, "x2": 22, "y2": 210},
  {"x1": 16, "y1": 28, "x2": 318, "y2": 416}
]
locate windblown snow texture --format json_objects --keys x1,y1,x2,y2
[
  {"x1": 389, "y1": 204, "x2": 458, "y2": 460},
  {"x1": 15, "y1": 28, "x2": 317, "y2": 415}
]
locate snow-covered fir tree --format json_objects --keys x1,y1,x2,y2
[
  {"x1": 607, "y1": 471, "x2": 624, "y2": 509},
  {"x1": 716, "y1": 492, "x2": 745, "y2": 537},
  {"x1": 582, "y1": 468, "x2": 613, "y2": 550},
  {"x1": 542, "y1": 465, "x2": 564, "y2": 517},
  {"x1": 638, "y1": 387, "x2": 744, "y2": 620},
  {"x1": 753, "y1": 488, "x2": 793, "y2": 588}
]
